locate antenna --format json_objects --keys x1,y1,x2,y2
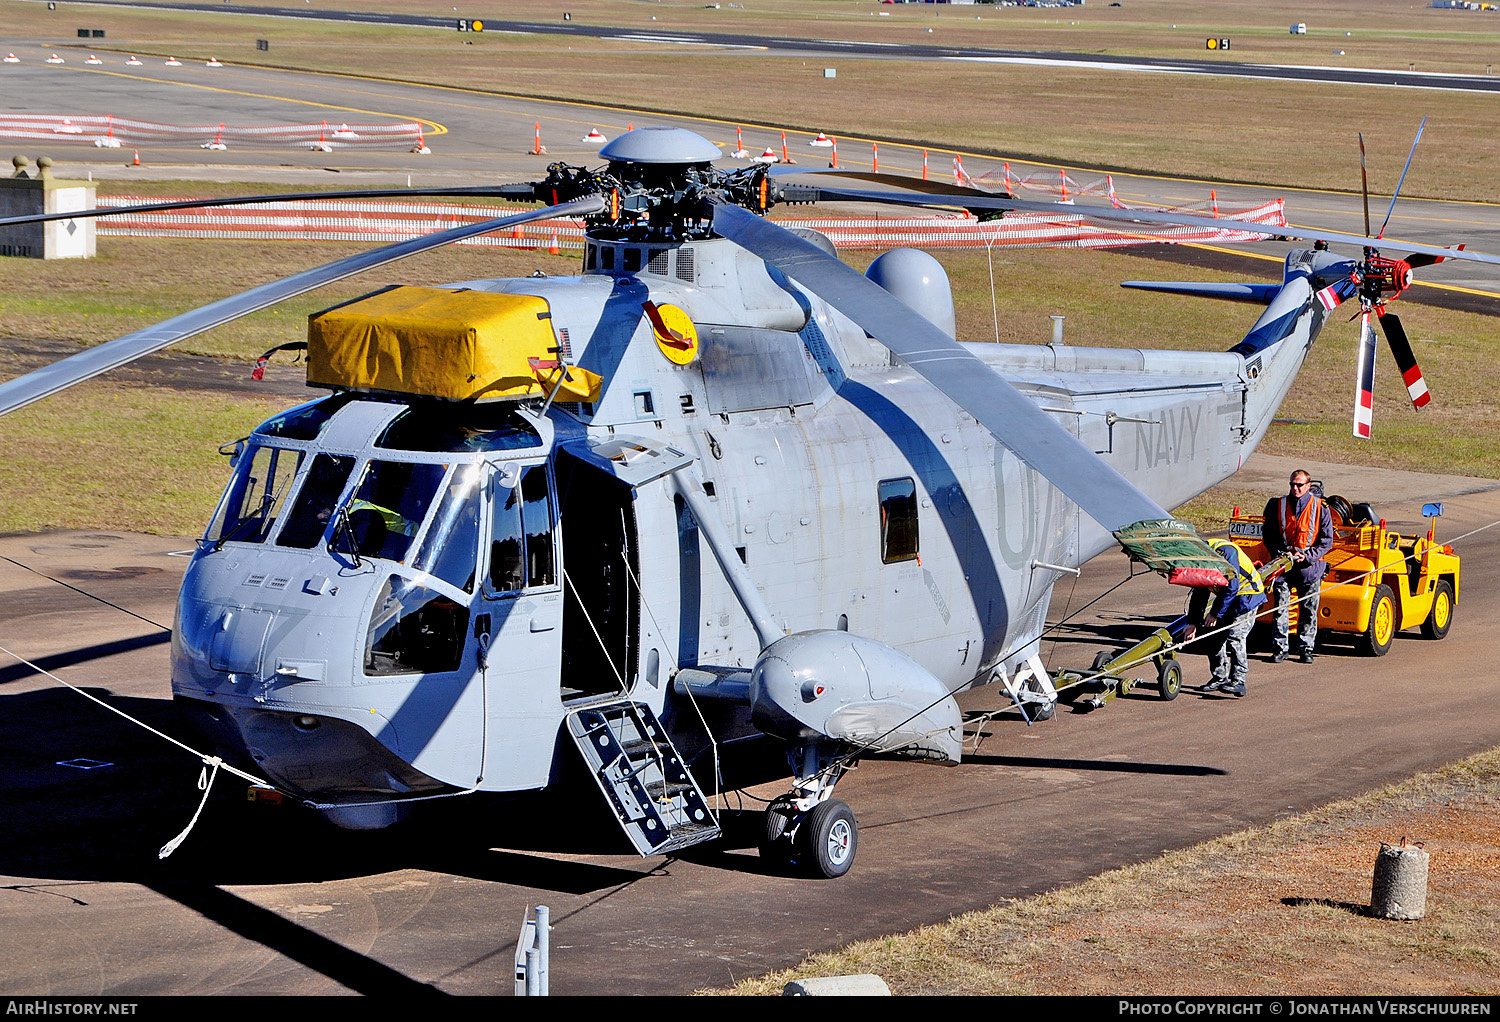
[
  {"x1": 1377, "y1": 116, "x2": 1427, "y2": 240},
  {"x1": 1358, "y1": 132, "x2": 1371, "y2": 238}
]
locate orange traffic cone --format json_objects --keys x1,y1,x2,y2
[
  {"x1": 131, "y1": 150, "x2": 140, "y2": 166},
  {"x1": 548, "y1": 232, "x2": 560, "y2": 255}
]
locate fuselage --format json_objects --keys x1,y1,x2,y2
[{"x1": 171, "y1": 236, "x2": 1339, "y2": 809}]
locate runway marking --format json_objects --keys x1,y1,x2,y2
[{"x1": 68, "y1": 66, "x2": 447, "y2": 135}]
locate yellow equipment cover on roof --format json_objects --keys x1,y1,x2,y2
[{"x1": 307, "y1": 285, "x2": 601, "y2": 402}]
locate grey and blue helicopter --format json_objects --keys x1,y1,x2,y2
[{"x1": 1, "y1": 126, "x2": 1492, "y2": 878}]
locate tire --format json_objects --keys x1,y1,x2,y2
[
  {"x1": 1421, "y1": 579, "x2": 1454, "y2": 640},
  {"x1": 797, "y1": 799, "x2": 858, "y2": 879},
  {"x1": 1091, "y1": 650, "x2": 1115, "y2": 674},
  {"x1": 759, "y1": 800, "x2": 794, "y2": 865},
  {"x1": 1156, "y1": 658, "x2": 1182, "y2": 701},
  {"x1": 1359, "y1": 584, "x2": 1397, "y2": 656}
]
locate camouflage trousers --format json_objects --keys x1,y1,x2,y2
[
  {"x1": 1207, "y1": 612, "x2": 1256, "y2": 689},
  {"x1": 1272, "y1": 573, "x2": 1321, "y2": 654}
]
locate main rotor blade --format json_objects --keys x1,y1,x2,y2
[
  {"x1": 1353, "y1": 311, "x2": 1378, "y2": 439},
  {"x1": 792, "y1": 182, "x2": 1500, "y2": 269},
  {"x1": 711, "y1": 202, "x2": 1168, "y2": 532},
  {"x1": 1404, "y1": 243, "x2": 1462, "y2": 270},
  {"x1": 0, "y1": 196, "x2": 604, "y2": 417},
  {"x1": 0, "y1": 184, "x2": 542, "y2": 229},
  {"x1": 1376, "y1": 307, "x2": 1430, "y2": 409}
]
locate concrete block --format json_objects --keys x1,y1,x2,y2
[{"x1": 783, "y1": 974, "x2": 891, "y2": 996}]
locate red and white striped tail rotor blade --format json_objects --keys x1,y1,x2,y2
[
  {"x1": 1353, "y1": 311, "x2": 1377, "y2": 439},
  {"x1": 1376, "y1": 307, "x2": 1431, "y2": 409}
]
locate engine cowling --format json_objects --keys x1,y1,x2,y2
[{"x1": 750, "y1": 631, "x2": 962, "y2": 764}]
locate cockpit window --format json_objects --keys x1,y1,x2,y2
[
  {"x1": 375, "y1": 405, "x2": 542, "y2": 453},
  {"x1": 277, "y1": 453, "x2": 356, "y2": 549},
  {"x1": 411, "y1": 466, "x2": 482, "y2": 591},
  {"x1": 253, "y1": 395, "x2": 351, "y2": 441},
  {"x1": 364, "y1": 576, "x2": 468, "y2": 677},
  {"x1": 343, "y1": 460, "x2": 449, "y2": 563},
  {"x1": 206, "y1": 445, "x2": 304, "y2": 546}
]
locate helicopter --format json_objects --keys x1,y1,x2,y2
[{"x1": 2, "y1": 126, "x2": 1495, "y2": 879}]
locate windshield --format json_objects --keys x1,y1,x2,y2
[
  {"x1": 205, "y1": 445, "x2": 304, "y2": 546},
  {"x1": 411, "y1": 466, "x2": 482, "y2": 591},
  {"x1": 278, "y1": 453, "x2": 357, "y2": 549},
  {"x1": 342, "y1": 460, "x2": 449, "y2": 564}
]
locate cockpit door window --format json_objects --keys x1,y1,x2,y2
[{"x1": 486, "y1": 465, "x2": 556, "y2": 595}]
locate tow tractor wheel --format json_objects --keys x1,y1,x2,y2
[
  {"x1": 1360, "y1": 584, "x2": 1397, "y2": 656},
  {"x1": 797, "y1": 799, "x2": 858, "y2": 879},
  {"x1": 1421, "y1": 580, "x2": 1454, "y2": 640},
  {"x1": 1156, "y1": 658, "x2": 1183, "y2": 701}
]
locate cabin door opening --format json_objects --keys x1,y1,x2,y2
[{"x1": 557, "y1": 453, "x2": 640, "y2": 701}]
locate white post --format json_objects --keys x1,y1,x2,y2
[{"x1": 535, "y1": 905, "x2": 550, "y2": 995}]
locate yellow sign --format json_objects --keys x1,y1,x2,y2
[{"x1": 644, "y1": 301, "x2": 699, "y2": 365}]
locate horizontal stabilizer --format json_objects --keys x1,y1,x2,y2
[{"x1": 1121, "y1": 281, "x2": 1280, "y2": 305}]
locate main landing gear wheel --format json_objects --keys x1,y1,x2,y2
[
  {"x1": 1421, "y1": 579, "x2": 1453, "y2": 640},
  {"x1": 1156, "y1": 658, "x2": 1182, "y2": 701},
  {"x1": 759, "y1": 799, "x2": 795, "y2": 866},
  {"x1": 1361, "y1": 583, "x2": 1397, "y2": 656},
  {"x1": 797, "y1": 799, "x2": 858, "y2": 879}
]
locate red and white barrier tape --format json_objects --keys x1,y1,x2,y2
[
  {"x1": 93, "y1": 196, "x2": 1286, "y2": 251},
  {"x1": 0, "y1": 115, "x2": 424, "y2": 150}
]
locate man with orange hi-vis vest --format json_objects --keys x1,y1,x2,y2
[{"x1": 1262, "y1": 469, "x2": 1335, "y2": 664}]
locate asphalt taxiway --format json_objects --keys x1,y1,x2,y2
[{"x1": 2, "y1": 455, "x2": 1498, "y2": 996}]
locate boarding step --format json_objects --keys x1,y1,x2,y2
[{"x1": 566, "y1": 700, "x2": 721, "y2": 857}]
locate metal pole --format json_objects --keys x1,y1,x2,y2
[
  {"x1": 525, "y1": 948, "x2": 540, "y2": 996},
  {"x1": 536, "y1": 905, "x2": 550, "y2": 996}
]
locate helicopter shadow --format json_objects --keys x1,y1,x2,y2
[
  {"x1": 0, "y1": 631, "x2": 170, "y2": 686},
  {"x1": 0, "y1": 685, "x2": 710, "y2": 895}
]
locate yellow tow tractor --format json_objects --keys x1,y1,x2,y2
[{"x1": 1227, "y1": 493, "x2": 1460, "y2": 656}]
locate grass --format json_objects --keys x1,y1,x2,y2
[
  {"x1": 0, "y1": 385, "x2": 284, "y2": 535},
  {"x1": 0, "y1": 233, "x2": 581, "y2": 357},
  {"x1": 6, "y1": 1, "x2": 1500, "y2": 198},
  {"x1": 715, "y1": 746, "x2": 1500, "y2": 996}
]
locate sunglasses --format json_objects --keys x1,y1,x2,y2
[{"x1": 1290, "y1": 481, "x2": 1310, "y2": 489}]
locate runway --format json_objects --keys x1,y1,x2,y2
[{"x1": 19, "y1": 1, "x2": 1500, "y2": 94}]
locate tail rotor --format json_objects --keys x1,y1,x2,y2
[{"x1": 1345, "y1": 119, "x2": 1436, "y2": 438}]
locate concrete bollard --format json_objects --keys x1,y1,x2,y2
[
  {"x1": 1371, "y1": 841, "x2": 1428, "y2": 920},
  {"x1": 783, "y1": 974, "x2": 891, "y2": 996}
]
